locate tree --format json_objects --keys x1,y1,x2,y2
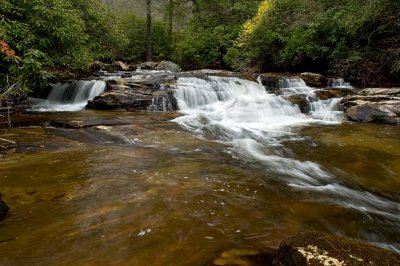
[
  {"x1": 168, "y1": 0, "x2": 173, "y2": 41},
  {"x1": 146, "y1": 0, "x2": 152, "y2": 61}
]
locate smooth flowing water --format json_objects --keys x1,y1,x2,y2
[
  {"x1": 33, "y1": 80, "x2": 106, "y2": 112},
  {"x1": 0, "y1": 76, "x2": 399, "y2": 265}
]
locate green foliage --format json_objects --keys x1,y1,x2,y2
[
  {"x1": 173, "y1": 0, "x2": 261, "y2": 69},
  {"x1": 0, "y1": 0, "x2": 129, "y2": 96},
  {"x1": 173, "y1": 25, "x2": 240, "y2": 69},
  {"x1": 120, "y1": 14, "x2": 171, "y2": 62},
  {"x1": 232, "y1": 0, "x2": 400, "y2": 83}
]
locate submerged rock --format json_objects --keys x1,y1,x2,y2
[
  {"x1": 0, "y1": 192, "x2": 9, "y2": 220},
  {"x1": 273, "y1": 231, "x2": 400, "y2": 266},
  {"x1": 341, "y1": 88, "x2": 400, "y2": 124},
  {"x1": 49, "y1": 118, "x2": 133, "y2": 129},
  {"x1": 212, "y1": 249, "x2": 276, "y2": 266},
  {"x1": 284, "y1": 95, "x2": 310, "y2": 113}
]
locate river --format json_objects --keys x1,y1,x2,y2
[{"x1": 0, "y1": 75, "x2": 399, "y2": 265}]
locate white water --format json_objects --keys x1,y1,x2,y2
[
  {"x1": 33, "y1": 80, "x2": 106, "y2": 112},
  {"x1": 310, "y1": 98, "x2": 344, "y2": 121},
  {"x1": 329, "y1": 78, "x2": 353, "y2": 89},
  {"x1": 279, "y1": 78, "x2": 316, "y2": 96},
  {"x1": 173, "y1": 76, "x2": 342, "y2": 189},
  {"x1": 174, "y1": 76, "x2": 340, "y2": 142},
  {"x1": 172, "y1": 76, "x2": 400, "y2": 241}
]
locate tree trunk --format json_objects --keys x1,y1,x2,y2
[
  {"x1": 168, "y1": 0, "x2": 173, "y2": 41},
  {"x1": 146, "y1": 0, "x2": 152, "y2": 62}
]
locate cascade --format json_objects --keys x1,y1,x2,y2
[
  {"x1": 172, "y1": 76, "x2": 400, "y2": 231},
  {"x1": 173, "y1": 76, "x2": 342, "y2": 144},
  {"x1": 328, "y1": 78, "x2": 353, "y2": 89},
  {"x1": 33, "y1": 80, "x2": 106, "y2": 112}
]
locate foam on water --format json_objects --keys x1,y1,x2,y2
[
  {"x1": 172, "y1": 76, "x2": 400, "y2": 233},
  {"x1": 174, "y1": 76, "x2": 341, "y2": 143}
]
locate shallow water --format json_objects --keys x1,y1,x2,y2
[{"x1": 0, "y1": 110, "x2": 399, "y2": 265}]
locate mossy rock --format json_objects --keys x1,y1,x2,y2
[{"x1": 274, "y1": 231, "x2": 400, "y2": 266}]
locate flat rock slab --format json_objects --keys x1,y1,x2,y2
[
  {"x1": 274, "y1": 231, "x2": 400, "y2": 266},
  {"x1": 359, "y1": 88, "x2": 400, "y2": 96},
  {"x1": 49, "y1": 118, "x2": 133, "y2": 129},
  {"x1": 341, "y1": 88, "x2": 400, "y2": 124}
]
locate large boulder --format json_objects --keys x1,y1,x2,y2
[
  {"x1": 274, "y1": 231, "x2": 400, "y2": 266},
  {"x1": 284, "y1": 95, "x2": 310, "y2": 113},
  {"x1": 156, "y1": 61, "x2": 181, "y2": 72},
  {"x1": 300, "y1": 72, "x2": 327, "y2": 87},
  {"x1": 341, "y1": 88, "x2": 400, "y2": 124},
  {"x1": 0, "y1": 192, "x2": 9, "y2": 221},
  {"x1": 139, "y1": 61, "x2": 159, "y2": 70},
  {"x1": 87, "y1": 89, "x2": 153, "y2": 111},
  {"x1": 88, "y1": 74, "x2": 178, "y2": 111}
]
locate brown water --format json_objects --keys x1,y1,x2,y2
[{"x1": 0, "y1": 111, "x2": 399, "y2": 265}]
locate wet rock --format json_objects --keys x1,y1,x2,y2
[
  {"x1": 49, "y1": 118, "x2": 133, "y2": 129},
  {"x1": 345, "y1": 103, "x2": 400, "y2": 124},
  {"x1": 314, "y1": 88, "x2": 354, "y2": 100},
  {"x1": 112, "y1": 61, "x2": 130, "y2": 71},
  {"x1": 87, "y1": 90, "x2": 154, "y2": 111},
  {"x1": 88, "y1": 74, "x2": 178, "y2": 111},
  {"x1": 273, "y1": 231, "x2": 400, "y2": 266},
  {"x1": 341, "y1": 88, "x2": 400, "y2": 124},
  {"x1": 88, "y1": 87, "x2": 177, "y2": 111},
  {"x1": 156, "y1": 61, "x2": 181, "y2": 72},
  {"x1": 284, "y1": 95, "x2": 310, "y2": 113},
  {"x1": 212, "y1": 249, "x2": 276, "y2": 266},
  {"x1": 0, "y1": 192, "x2": 9, "y2": 221},
  {"x1": 300, "y1": 72, "x2": 327, "y2": 87},
  {"x1": 121, "y1": 72, "x2": 132, "y2": 78},
  {"x1": 259, "y1": 73, "x2": 301, "y2": 94},
  {"x1": 359, "y1": 88, "x2": 400, "y2": 96}
]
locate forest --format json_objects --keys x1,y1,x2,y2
[
  {"x1": 1, "y1": 1, "x2": 400, "y2": 265},
  {"x1": 1, "y1": 0, "x2": 399, "y2": 98}
]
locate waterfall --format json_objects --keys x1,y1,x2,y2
[
  {"x1": 173, "y1": 75, "x2": 344, "y2": 188},
  {"x1": 33, "y1": 80, "x2": 106, "y2": 112},
  {"x1": 328, "y1": 78, "x2": 353, "y2": 89},
  {"x1": 310, "y1": 98, "x2": 344, "y2": 121},
  {"x1": 173, "y1": 76, "x2": 342, "y2": 144},
  {"x1": 172, "y1": 76, "x2": 400, "y2": 230},
  {"x1": 172, "y1": 75, "x2": 344, "y2": 202}
]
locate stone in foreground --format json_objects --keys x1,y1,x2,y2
[{"x1": 273, "y1": 231, "x2": 400, "y2": 266}]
